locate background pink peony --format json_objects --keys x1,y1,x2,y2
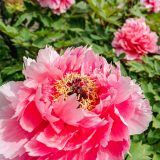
[
  {"x1": 141, "y1": 0, "x2": 160, "y2": 13},
  {"x1": 0, "y1": 47, "x2": 152, "y2": 159},
  {"x1": 37, "y1": 0, "x2": 75, "y2": 15},
  {"x1": 112, "y1": 18, "x2": 158, "y2": 60}
]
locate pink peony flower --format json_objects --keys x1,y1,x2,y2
[
  {"x1": 141, "y1": 0, "x2": 160, "y2": 13},
  {"x1": 37, "y1": 0, "x2": 75, "y2": 15},
  {"x1": 0, "y1": 46, "x2": 152, "y2": 160},
  {"x1": 112, "y1": 18, "x2": 158, "y2": 60}
]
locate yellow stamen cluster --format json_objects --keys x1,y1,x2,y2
[{"x1": 53, "y1": 73, "x2": 98, "y2": 111}]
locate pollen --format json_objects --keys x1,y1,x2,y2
[{"x1": 53, "y1": 73, "x2": 99, "y2": 111}]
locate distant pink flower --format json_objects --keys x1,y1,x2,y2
[
  {"x1": 37, "y1": 0, "x2": 75, "y2": 15},
  {"x1": 141, "y1": 0, "x2": 160, "y2": 13},
  {"x1": 0, "y1": 47, "x2": 152, "y2": 160},
  {"x1": 112, "y1": 18, "x2": 158, "y2": 60}
]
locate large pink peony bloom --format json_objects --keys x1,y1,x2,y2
[
  {"x1": 0, "y1": 46, "x2": 152, "y2": 160},
  {"x1": 141, "y1": 0, "x2": 160, "y2": 13},
  {"x1": 112, "y1": 18, "x2": 158, "y2": 60},
  {"x1": 37, "y1": 0, "x2": 75, "y2": 15}
]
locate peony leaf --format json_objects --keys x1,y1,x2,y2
[
  {"x1": 126, "y1": 142, "x2": 152, "y2": 160},
  {"x1": 148, "y1": 129, "x2": 160, "y2": 145},
  {"x1": 153, "y1": 154, "x2": 160, "y2": 160},
  {"x1": 153, "y1": 115, "x2": 160, "y2": 129}
]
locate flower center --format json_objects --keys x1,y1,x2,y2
[{"x1": 53, "y1": 73, "x2": 99, "y2": 111}]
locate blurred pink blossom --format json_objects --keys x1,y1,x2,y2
[
  {"x1": 37, "y1": 0, "x2": 75, "y2": 15},
  {"x1": 141, "y1": 0, "x2": 160, "y2": 13},
  {"x1": 0, "y1": 47, "x2": 152, "y2": 159},
  {"x1": 112, "y1": 18, "x2": 158, "y2": 60}
]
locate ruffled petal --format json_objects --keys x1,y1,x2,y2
[
  {"x1": 109, "y1": 108, "x2": 129, "y2": 141},
  {"x1": 53, "y1": 95, "x2": 83, "y2": 126},
  {"x1": 20, "y1": 102, "x2": 42, "y2": 132},
  {"x1": 0, "y1": 81, "x2": 23, "y2": 104},
  {"x1": 127, "y1": 100, "x2": 152, "y2": 135},
  {"x1": 37, "y1": 125, "x2": 77, "y2": 150},
  {"x1": 97, "y1": 140, "x2": 129, "y2": 160},
  {"x1": 79, "y1": 111, "x2": 107, "y2": 128},
  {"x1": 0, "y1": 119, "x2": 28, "y2": 159},
  {"x1": 25, "y1": 136, "x2": 57, "y2": 157}
]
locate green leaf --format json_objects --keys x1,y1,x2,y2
[
  {"x1": 92, "y1": 44, "x2": 106, "y2": 54},
  {"x1": 120, "y1": 62, "x2": 128, "y2": 76},
  {"x1": 148, "y1": 129, "x2": 160, "y2": 144},
  {"x1": 1, "y1": 64, "x2": 22, "y2": 76},
  {"x1": 127, "y1": 56, "x2": 160, "y2": 77},
  {"x1": 87, "y1": 0, "x2": 121, "y2": 26},
  {"x1": 153, "y1": 115, "x2": 160, "y2": 129},
  {"x1": 73, "y1": 1, "x2": 90, "y2": 13},
  {"x1": 39, "y1": 14, "x2": 51, "y2": 27},
  {"x1": 153, "y1": 154, "x2": 160, "y2": 160},
  {"x1": 14, "y1": 12, "x2": 37, "y2": 27},
  {"x1": 153, "y1": 142, "x2": 160, "y2": 154},
  {"x1": 126, "y1": 142, "x2": 152, "y2": 160},
  {"x1": 0, "y1": 20, "x2": 18, "y2": 37},
  {"x1": 54, "y1": 39, "x2": 81, "y2": 48},
  {"x1": 127, "y1": 61, "x2": 145, "y2": 73},
  {"x1": 153, "y1": 102, "x2": 160, "y2": 113}
]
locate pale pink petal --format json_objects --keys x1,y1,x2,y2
[
  {"x1": 23, "y1": 57, "x2": 35, "y2": 68},
  {"x1": 23, "y1": 60, "x2": 48, "y2": 82},
  {"x1": 128, "y1": 100, "x2": 152, "y2": 135},
  {"x1": 37, "y1": 0, "x2": 75, "y2": 15},
  {"x1": 0, "y1": 81, "x2": 23, "y2": 103},
  {"x1": 53, "y1": 95, "x2": 83, "y2": 126},
  {"x1": 111, "y1": 77, "x2": 132, "y2": 104},
  {"x1": 0, "y1": 119, "x2": 28, "y2": 159},
  {"x1": 37, "y1": 46, "x2": 59, "y2": 68},
  {"x1": 0, "y1": 105, "x2": 14, "y2": 119},
  {"x1": 79, "y1": 111, "x2": 107, "y2": 128}
]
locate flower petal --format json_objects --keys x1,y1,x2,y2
[
  {"x1": 53, "y1": 94, "x2": 83, "y2": 126},
  {"x1": 20, "y1": 101, "x2": 43, "y2": 132},
  {"x1": 109, "y1": 108, "x2": 129, "y2": 141},
  {"x1": 97, "y1": 140, "x2": 129, "y2": 160},
  {"x1": 37, "y1": 125, "x2": 77, "y2": 150},
  {"x1": 25, "y1": 136, "x2": 57, "y2": 157},
  {"x1": 0, "y1": 119, "x2": 28, "y2": 159},
  {"x1": 127, "y1": 100, "x2": 152, "y2": 135}
]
